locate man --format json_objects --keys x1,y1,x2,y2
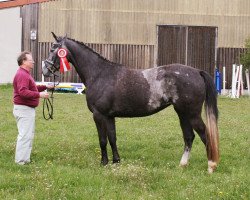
[{"x1": 13, "y1": 51, "x2": 52, "y2": 165}]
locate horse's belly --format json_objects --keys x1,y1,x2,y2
[
  {"x1": 112, "y1": 106, "x2": 169, "y2": 118},
  {"x1": 111, "y1": 97, "x2": 171, "y2": 118}
]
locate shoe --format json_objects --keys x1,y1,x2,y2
[
  {"x1": 15, "y1": 160, "x2": 31, "y2": 165},
  {"x1": 16, "y1": 161, "x2": 26, "y2": 165}
]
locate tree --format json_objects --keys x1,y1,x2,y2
[{"x1": 240, "y1": 37, "x2": 250, "y2": 70}]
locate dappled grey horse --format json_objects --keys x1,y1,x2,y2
[{"x1": 43, "y1": 33, "x2": 219, "y2": 173}]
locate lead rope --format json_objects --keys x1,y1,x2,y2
[{"x1": 43, "y1": 75, "x2": 59, "y2": 120}]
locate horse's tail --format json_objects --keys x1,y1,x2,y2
[{"x1": 200, "y1": 70, "x2": 219, "y2": 172}]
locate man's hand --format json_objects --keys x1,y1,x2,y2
[
  {"x1": 39, "y1": 92, "x2": 49, "y2": 99},
  {"x1": 46, "y1": 85, "x2": 55, "y2": 89}
]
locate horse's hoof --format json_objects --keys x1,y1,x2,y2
[
  {"x1": 208, "y1": 160, "x2": 217, "y2": 174},
  {"x1": 179, "y1": 162, "x2": 188, "y2": 167},
  {"x1": 113, "y1": 159, "x2": 120, "y2": 164},
  {"x1": 101, "y1": 160, "x2": 109, "y2": 166}
]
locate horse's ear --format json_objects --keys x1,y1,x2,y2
[
  {"x1": 51, "y1": 32, "x2": 59, "y2": 42},
  {"x1": 63, "y1": 34, "x2": 68, "y2": 40}
]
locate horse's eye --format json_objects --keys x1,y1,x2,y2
[
  {"x1": 50, "y1": 43, "x2": 61, "y2": 52},
  {"x1": 54, "y1": 43, "x2": 61, "y2": 48}
]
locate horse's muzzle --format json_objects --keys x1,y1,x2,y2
[{"x1": 42, "y1": 60, "x2": 55, "y2": 77}]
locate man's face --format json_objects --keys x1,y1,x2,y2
[{"x1": 24, "y1": 54, "x2": 34, "y2": 70}]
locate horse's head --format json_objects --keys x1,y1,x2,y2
[{"x1": 43, "y1": 32, "x2": 68, "y2": 77}]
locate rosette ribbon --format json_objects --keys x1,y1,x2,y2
[{"x1": 57, "y1": 48, "x2": 71, "y2": 73}]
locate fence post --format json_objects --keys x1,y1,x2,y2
[
  {"x1": 222, "y1": 66, "x2": 226, "y2": 95},
  {"x1": 41, "y1": 61, "x2": 45, "y2": 83},
  {"x1": 236, "y1": 65, "x2": 242, "y2": 98},
  {"x1": 231, "y1": 64, "x2": 238, "y2": 98},
  {"x1": 246, "y1": 69, "x2": 250, "y2": 95}
]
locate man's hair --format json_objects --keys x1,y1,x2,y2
[{"x1": 17, "y1": 51, "x2": 31, "y2": 66}]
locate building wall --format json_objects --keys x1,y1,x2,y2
[
  {"x1": 0, "y1": 7, "x2": 22, "y2": 84},
  {"x1": 39, "y1": 0, "x2": 250, "y2": 48}
]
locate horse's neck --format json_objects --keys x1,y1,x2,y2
[{"x1": 66, "y1": 40, "x2": 109, "y2": 86}]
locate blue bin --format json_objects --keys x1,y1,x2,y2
[{"x1": 215, "y1": 68, "x2": 221, "y2": 94}]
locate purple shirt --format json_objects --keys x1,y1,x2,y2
[{"x1": 13, "y1": 67, "x2": 47, "y2": 107}]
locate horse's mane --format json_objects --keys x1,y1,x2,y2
[{"x1": 66, "y1": 37, "x2": 120, "y2": 66}]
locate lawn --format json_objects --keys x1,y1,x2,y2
[{"x1": 0, "y1": 84, "x2": 249, "y2": 200}]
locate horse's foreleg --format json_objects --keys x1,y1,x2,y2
[
  {"x1": 93, "y1": 112, "x2": 120, "y2": 165},
  {"x1": 93, "y1": 112, "x2": 109, "y2": 165},
  {"x1": 177, "y1": 114, "x2": 195, "y2": 167},
  {"x1": 106, "y1": 117, "x2": 120, "y2": 163}
]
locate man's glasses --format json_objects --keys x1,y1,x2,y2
[{"x1": 26, "y1": 59, "x2": 34, "y2": 63}]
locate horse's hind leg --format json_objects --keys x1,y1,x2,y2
[
  {"x1": 176, "y1": 112, "x2": 195, "y2": 167},
  {"x1": 189, "y1": 116, "x2": 207, "y2": 146},
  {"x1": 189, "y1": 116, "x2": 216, "y2": 172}
]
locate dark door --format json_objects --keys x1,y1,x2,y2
[{"x1": 157, "y1": 25, "x2": 217, "y2": 76}]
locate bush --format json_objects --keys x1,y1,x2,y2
[{"x1": 240, "y1": 37, "x2": 250, "y2": 70}]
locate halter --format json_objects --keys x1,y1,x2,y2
[
  {"x1": 42, "y1": 42, "x2": 71, "y2": 120},
  {"x1": 42, "y1": 42, "x2": 62, "y2": 120},
  {"x1": 44, "y1": 42, "x2": 62, "y2": 75},
  {"x1": 44, "y1": 59, "x2": 60, "y2": 76}
]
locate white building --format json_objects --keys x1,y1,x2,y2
[{"x1": 0, "y1": 7, "x2": 21, "y2": 84}]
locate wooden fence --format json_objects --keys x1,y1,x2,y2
[
  {"x1": 37, "y1": 43, "x2": 247, "y2": 89},
  {"x1": 37, "y1": 42, "x2": 155, "y2": 82},
  {"x1": 217, "y1": 48, "x2": 247, "y2": 89}
]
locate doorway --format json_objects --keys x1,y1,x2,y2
[{"x1": 157, "y1": 25, "x2": 217, "y2": 76}]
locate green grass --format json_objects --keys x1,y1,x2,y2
[{"x1": 0, "y1": 84, "x2": 249, "y2": 200}]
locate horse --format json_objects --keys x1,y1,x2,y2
[{"x1": 43, "y1": 32, "x2": 219, "y2": 173}]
